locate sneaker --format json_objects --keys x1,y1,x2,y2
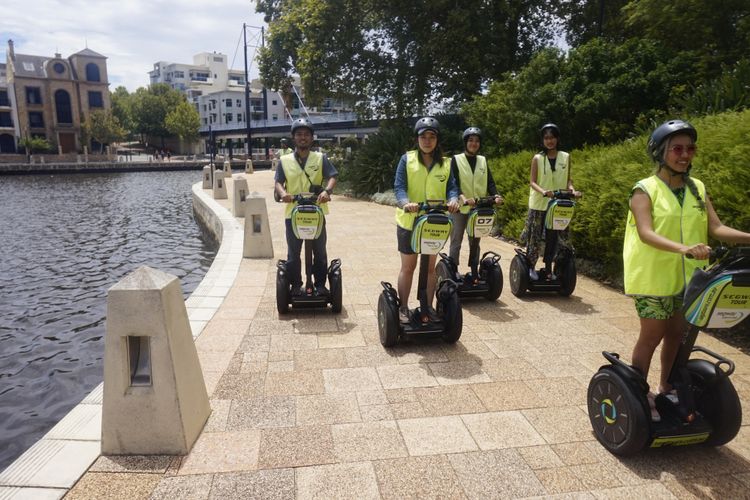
[
  {"x1": 529, "y1": 269, "x2": 539, "y2": 281},
  {"x1": 660, "y1": 389, "x2": 679, "y2": 405},
  {"x1": 291, "y1": 285, "x2": 305, "y2": 297},
  {"x1": 425, "y1": 305, "x2": 441, "y2": 322},
  {"x1": 547, "y1": 273, "x2": 557, "y2": 281},
  {"x1": 399, "y1": 307, "x2": 411, "y2": 324},
  {"x1": 647, "y1": 392, "x2": 661, "y2": 422}
]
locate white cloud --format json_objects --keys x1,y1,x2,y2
[{"x1": 0, "y1": 0, "x2": 268, "y2": 92}]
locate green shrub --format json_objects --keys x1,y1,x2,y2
[{"x1": 490, "y1": 109, "x2": 750, "y2": 284}]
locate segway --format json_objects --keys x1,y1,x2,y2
[
  {"x1": 436, "y1": 196, "x2": 503, "y2": 301},
  {"x1": 509, "y1": 190, "x2": 579, "y2": 297},
  {"x1": 378, "y1": 201, "x2": 463, "y2": 347},
  {"x1": 588, "y1": 246, "x2": 750, "y2": 456},
  {"x1": 276, "y1": 191, "x2": 343, "y2": 314}
]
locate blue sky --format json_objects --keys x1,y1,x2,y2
[{"x1": 1, "y1": 0, "x2": 268, "y2": 92}]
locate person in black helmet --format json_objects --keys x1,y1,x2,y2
[
  {"x1": 274, "y1": 118, "x2": 338, "y2": 296},
  {"x1": 520, "y1": 123, "x2": 580, "y2": 281},
  {"x1": 393, "y1": 116, "x2": 460, "y2": 323},
  {"x1": 623, "y1": 119, "x2": 750, "y2": 422},
  {"x1": 448, "y1": 126, "x2": 503, "y2": 266}
]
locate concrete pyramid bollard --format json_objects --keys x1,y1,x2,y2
[
  {"x1": 102, "y1": 266, "x2": 210, "y2": 455},
  {"x1": 213, "y1": 169, "x2": 228, "y2": 199},
  {"x1": 245, "y1": 159, "x2": 254, "y2": 174},
  {"x1": 243, "y1": 193, "x2": 274, "y2": 258},
  {"x1": 233, "y1": 175, "x2": 249, "y2": 217},
  {"x1": 223, "y1": 160, "x2": 231, "y2": 175},
  {"x1": 202, "y1": 165, "x2": 212, "y2": 189}
]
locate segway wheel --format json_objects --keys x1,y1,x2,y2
[
  {"x1": 509, "y1": 255, "x2": 529, "y2": 297},
  {"x1": 692, "y1": 371, "x2": 742, "y2": 446},
  {"x1": 438, "y1": 288, "x2": 463, "y2": 343},
  {"x1": 557, "y1": 257, "x2": 577, "y2": 297},
  {"x1": 276, "y1": 268, "x2": 290, "y2": 314},
  {"x1": 587, "y1": 368, "x2": 650, "y2": 456},
  {"x1": 330, "y1": 270, "x2": 343, "y2": 314},
  {"x1": 435, "y1": 259, "x2": 452, "y2": 286},
  {"x1": 484, "y1": 261, "x2": 503, "y2": 301},
  {"x1": 377, "y1": 292, "x2": 399, "y2": 347}
]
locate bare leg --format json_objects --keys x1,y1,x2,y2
[
  {"x1": 658, "y1": 313, "x2": 686, "y2": 393},
  {"x1": 631, "y1": 317, "x2": 669, "y2": 381},
  {"x1": 426, "y1": 254, "x2": 438, "y2": 306},
  {"x1": 397, "y1": 253, "x2": 418, "y2": 309}
]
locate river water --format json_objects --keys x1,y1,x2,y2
[{"x1": 0, "y1": 170, "x2": 218, "y2": 471}]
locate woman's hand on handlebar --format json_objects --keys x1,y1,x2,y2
[
  {"x1": 463, "y1": 197, "x2": 476, "y2": 207},
  {"x1": 684, "y1": 243, "x2": 711, "y2": 260},
  {"x1": 403, "y1": 202, "x2": 420, "y2": 213},
  {"x1": 447, "y1": 199, "x2": 460, "y2": 213},
  {"x1": 572, "y1": 190, "x2": 583, "y2": 198},
  {"x1": 317, "y1": 191, "x2": 331, "y2": 204},
  {"x1": 494, "y1": 195, "x2": 504, "y2": 205},
  {"x1": 281, "y1": 192, "x2": 293, "y2": 203}
]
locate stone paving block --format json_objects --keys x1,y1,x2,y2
[
  {"x1": 427, "y1": 360, "x2": 492, "y2": 386},
  {"x1": 462, "y1": 410, "x2": 546, "y2": 450},
  {"x1": 267, "y1": 360, "x2": 294, "y2": 372},
  {"x1": 293, "y1": 316, "x2": 340, "y2": 334},
  {"x1": 389, "y1": 401, "x2": 426, "y2": 419},
  {"x1": 519, "y1": 445, "x2": 566, "y2": 470},
  {"x1": 377, "y1": 364, "x2": 439, "y2": 389},
  {"x1": 590, "y1": 482, "x2": 677, "y2": 499},
  {"x1": 236, "y1": 334, "x2": 271, "y2": 353},
  {"x1": 552, "y1": 442, "x2": 601, "y2": 466},
  {"x1": 296, "y1": 393, "x2": 361, "y2": 425},
  {"x1": 331, "y1": 421, "x2": 409, "y2": 462},
  {"x1": 257, "y1": 425, "x2": 336, "y2": 469},
  {"x1": 212, "y1": 372, "x2": 265, "y2": 400},
  {"x1": 269, "y1": 334, "x2": 318, "y2": 351},
  {"x1": 394, "y1": 344, "x2": 450, "y2": 364},
  {"x1": 295, "y1": 349, "x2": 348, "y2": 371},
  {"x1": 481, "y1": 357, "x2": 545, "y2": 382},
  {"x1": 178, "y1": 430, "x2": 260, "y2": 475},
  {"x1": 441, "y1": 341, "x2": 499, "y2": 361},
  {"x1": 248, "y1": 319, "x2": 294, "y2": 336},
  {"x1": 0, "y1": 487, "x2": 66, "y2": 499},
  {"x1": 64, "y1": 472, "x2": 160, "y2": 500},
  {"x1": 149, "y1": 474, "x2": 213, "y2": 499},
  {"x1": 317, "y1": 329, "x2": 366, "y2": 349},
  {"x1": 484, "y1": 338, "x2": 543, "y2": 358},
  {"x1": 384, "y1": 388, "x2": 417, "y2": 403},
  {"x1": 522, "y1": 406, "x2": 593, "y2": 444},
  {"x1": 448, "y1": 449, "x2": 547, "y2": 498},
  {"x1": 198, "y1": 318, "x2": 250, "y2": 338},
  {"x1": 397, "y1": 416, "x2": 478, "y2": 456},
  {"x1": 356, "y1": 390, "x2": 388, "y2": 406},
  {"x1": 414, "y1": 385, "x2": 486, "y2": 417},
  {"x1": 203, "y1": 399, "x2": 231, "y2": 433},
  {"x1": 534, "y1": 467, "x2": 586, "y2": 495},
  {"x1": 360, "y1": 404, "x2": 394, "y2": 422},
  {"x1": 524, "y1": 376, "x2": 588, "y2": 408},
  {"x1": 471, "y1": 380, "x2": 539, "y2": 411},
  {"x1": 296, "y1": 462, "x2": 380, "y2": 500},
  {"x1": 267, "y1": 350, "x2": 293, "y2": 362},
  {"x1": 263, "y1": 370, "x2": 324, "y2": 396},
  {"x1": 373, "y1": 455, "x2": 467, "y2": 500},
  {"x1": 209, "y1": 469, "x2": 295, "y2": 499},
  {"x1": 323, "y1": 367, "x2": 382, "y2": 393},
  {"x1": 89, "y1": 455, "x2": 172, "y2": 473},
  {"x1": 227, "y1": 396, "x2": 296, "y2": 429}
]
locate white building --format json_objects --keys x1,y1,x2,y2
[{"x1": 0, "y1": 63, "x2": 20, "y2": 153}]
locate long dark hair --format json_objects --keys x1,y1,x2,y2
[
  {"x1": 659, "y1": 135, "x2": 706, "y2": 212},
  {"x1": 415, "y1": 139, "x2": 444, "y2": 167}
]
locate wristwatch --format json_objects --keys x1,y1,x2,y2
[{"x1": 324, "y1": 188, "x2": 333, "y2": 195}]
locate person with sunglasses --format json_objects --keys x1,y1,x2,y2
[{"x1": 624, "y1": 119, "x2": 750, "y2": 422}]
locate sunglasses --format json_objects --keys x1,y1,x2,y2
[{"x1": 668, "y1": 144, "x2": 697, "y2": 155}]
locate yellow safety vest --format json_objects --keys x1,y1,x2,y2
[
  {"x1": 280, "y1": 152, "x2": 328, "y2": 219},
  {"x1": 455, "y1": 153, "x2": 488, "y2": 215},
  {"x1": 528, "y1": 151, "x2": 569, "y2": 210},
  {"x1": 395, "y1": 150, "x2": 451, "y2": 229},
  {"x1": 623, "y1": 175, "x2": 708, "y2": 296},
  {"x1": 280, "y1": 147, "x2": 293, "y2": 156}
]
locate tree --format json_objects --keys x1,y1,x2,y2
[
  {"x1": 560, "y1": 0, "x2": 631, "y2": 47},
  {"x1": 165, "y1": 101, "x2": 201, "y2": 153},
  {"x1": 256, "y1": 0, "x2": 556, "y2": 118},
  {"x1": 130, "y1": 83, "x2": 185, "y2": 145},
  {"x1": 18, "y1": 136, "x2": 51, "y2": 156},
  {"x1": 84, "y1": 110, "x2": 126, "y2": 152},
  {"x1": 110, "y1": 86, "x2": 135, "y2": 139}
]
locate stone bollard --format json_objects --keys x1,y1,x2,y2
[
  {"x1": 233, "y1": 175, "x2": 249, "y2": 217},
  {"x1": 101, "y1": 266, "x2": 210, "y2": 455},
  {"x1": 243, "y1": 193, "x2": 274, "y2": 258},
  {"x1": 245, "y1": 159, "x2": 254, "y2": 174},
  {"x1": 223, "y1": 160, "x2": 231, "y2": 175},
  {"x1": 271, "y1": 159, "x2": 278, "y2": 172},
  {"x1": 213, "y1": 169, "x2": 227, "y2": 199},
  {"x1": 202, "y1": 165, "x2": 212, "y2": 189}
]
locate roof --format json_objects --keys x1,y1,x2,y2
[
  {"x1": 72, "y1": 48, "x2": 107, "y2": 59},
  {"x1": 11, "y1": 53, "x2": 50, "y2": 78}
]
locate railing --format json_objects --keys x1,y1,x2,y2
[{"x1": 199, "y1": 112, "x2": 360, "y2": 133}]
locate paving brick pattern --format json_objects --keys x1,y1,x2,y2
[{"x1": 66, "y1": 170, "x2": 750, "y2": 499}]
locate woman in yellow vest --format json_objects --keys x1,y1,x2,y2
[
  {"x1": 521, "y1": 123, "x2": 580, "y2": 280},
  {"x1": 624, "y1": 119, "x2": 750, "y2": 421},
  {"x1": 448, "y1": 126, "x2": 503, "y2": 265},
  {"x1": 393, "y1": 117, "x2": 460, "y2": 323}
]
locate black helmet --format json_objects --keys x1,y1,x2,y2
[
  {"x1": 647, "y1": 119, "x2": 697, "y2": 162},
  {"x1": 280, "y1": 138, "x2": 288, "y2": 144},
  {"x1": 291, "y1": 118, "x2": 314, "y2": 135},
  {"x1": 414, "y1": 116, "x2": 440, "y2": 136},
  {"x1": 462, "y1": 127, "x2": 482, "y2": 142},
  {"x1": 540, "y1": 123, "x2": 560, "y2": 138}
]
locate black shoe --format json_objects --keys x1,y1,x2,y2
[
  {"x1": 399, "y1": 307, "x2": 411, "y2": 324},
  {"x1": 315, "y1": 285, "x2": 329, "y2": 296},
  {"x1": 425, "y1": 306, "x2": 441, "y2": 322},
  {"x1": 291, "y1": 285, "x2": 305, "y2": 297}
]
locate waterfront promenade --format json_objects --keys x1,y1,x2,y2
[{"x1": 11, "y1": 169, "x2": 750, "y2": 498}]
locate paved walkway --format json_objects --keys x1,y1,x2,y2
[{"x1": 65, "y1": 170, "x2": 750, "y2": 499}]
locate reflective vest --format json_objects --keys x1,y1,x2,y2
[
  {"x1": 280, "y1": 147, "x2": 293, "y2": 156},
  {"x1": 395, "y1": 150, "x2": 451, "y2": 229},
  {"x1": 623, "y1": 175, "x2": 708, "y2": 296},
  {"x1": 528, "y1": 151, "x2": 569, "y2": 210},
  {"x1": 280, "y1": 152, "x2": 328, "y2": 218},
  {"x1": 455, "y1": 153, "x2": 488, "y2": 214}
]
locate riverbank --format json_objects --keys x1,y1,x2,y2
[{"x1": 0, "y1": 160, "x2": 272, "y2": 175}]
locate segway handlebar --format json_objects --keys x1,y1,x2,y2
[
  {"x1": 463, "y1": 196, "x2": 503, "y2": 208},
  {"x1": 418, "y1": 200, "x2": 451, "y2": 212},
  {"x1": 686, "y1": 246, "x2": 750, "y2": 261},
  {"x1": 551, "y1": 189, "x2": 582, "y2": 200}
]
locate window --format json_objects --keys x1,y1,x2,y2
[
  {"x1": 225, "y1": 113, "x2": 232, "y2": 123},
  {"x1": 0, "y1": 90, "x2": 9, "y2": 107},
  {"x1": 237, "y1": 113, "x2": 242, "y2": 122},
  {"x1": 26, "y1": 87, "x2": 42, "y2": 105},
  {"x1": 236, "y1": 99, "x2": 241, "y2": 107},
  {"x1": 53, "y1": 62, "x2": 66, "y2": 74},
  {"x1": 0, "y1": 112, "x2": 12, "y2": 127},
  {"x1": 174, "y1": 70, "x2": 184, "y2": 78},
  {"x1": 225, "y1": 99, "x2": 232, "y2": 107},
  {"x1": 272, "y1": 114, "x2": 278, "y2": 121},
  {"x1": 28, "y1": 111, "x2": 45, "y2": 128},
  {"x1": 203, "y1": 104, "x2": 207, "y2": 111},
  {"x1": 85, "y1": 63, "x2": 101, "y2": 82},
  {"x1": 203, "y1": 118, "x2": 207, "y2": 125},
  {"x1": 272, "y1": 100, "x2": 277, "y2": 105},
  {"x1": 88, "y1": 91, "x2": 104, "y2": 108},
  {"x1": 213, "y1": 56, "x2": 223, "y2": 62},
  {"x1": 54, "y1": 89, "x2": 73, "y2": 123},
  {"x1": 23, "y1": 62, "x2": 34, "y2": 71}
]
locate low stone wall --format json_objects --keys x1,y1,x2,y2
[
  {"x1": 0, "y1": 160, "x2": 272, "y2": 175},
  {"x1": 191, "y1": 182, "x2": 223, "y2": 243}
]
